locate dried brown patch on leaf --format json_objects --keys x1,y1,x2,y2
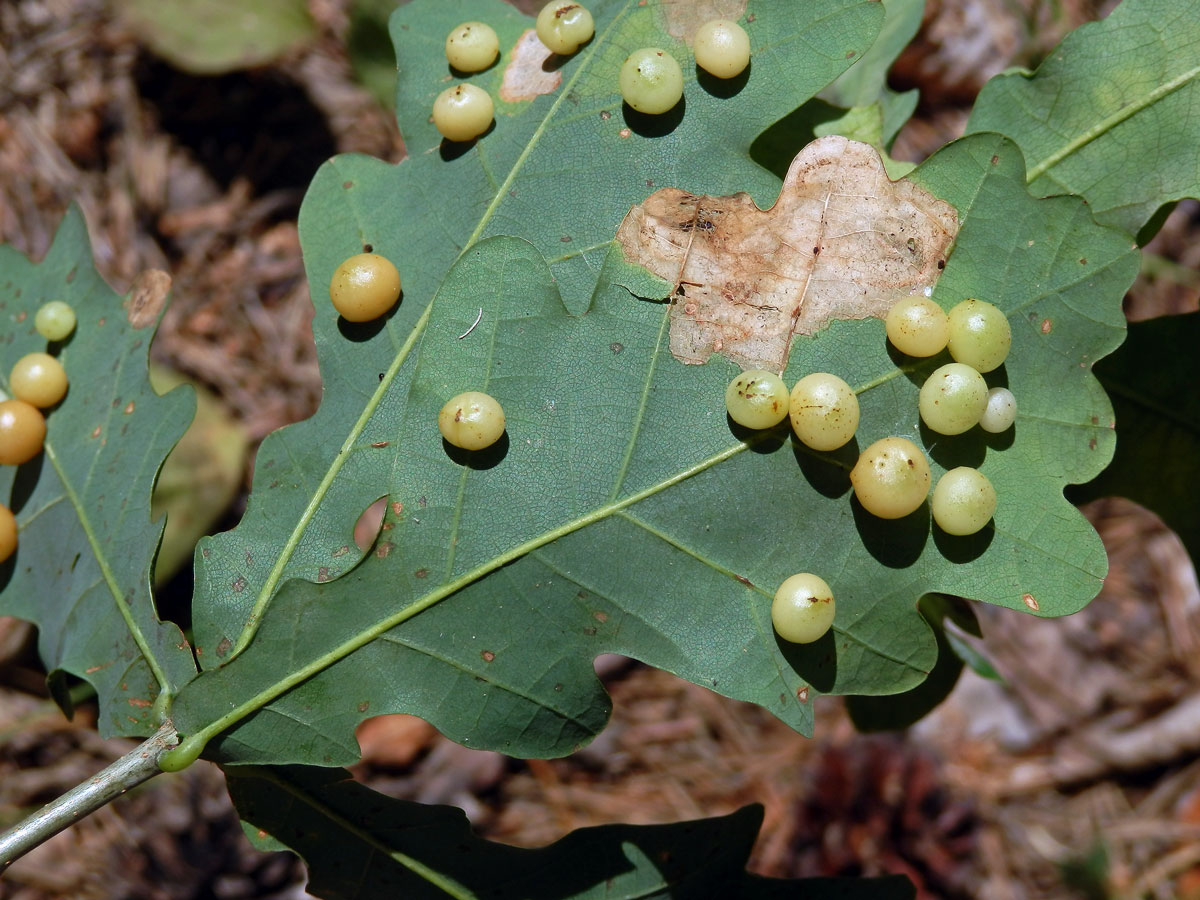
[
  {"x1": 124, "y1": 269, "x2": 171, "y2": 329},
  {"x1": 500, "y1": 30, "x2": 562, "y2": 102},
  {"x1": 662, "y1": 0, "x2": 748, "y2": 41},
  {"x1": 616, "y1": 136, "x2": 958, "y2": 370}
]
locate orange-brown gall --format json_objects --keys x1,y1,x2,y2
[{"x1": 329, "y1": 253, "x2": 401, "y2": 322}]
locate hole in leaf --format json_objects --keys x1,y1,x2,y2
[
  {"x1": 354, "y1": 713, "x2": 437, "y2": 770},
  {"x1": 354, "y1": 497, "x2": 388, "y2": 552}
]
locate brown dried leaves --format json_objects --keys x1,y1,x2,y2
[{"x1": 615, "y1": 136, "x2": 959, "y2": 370}]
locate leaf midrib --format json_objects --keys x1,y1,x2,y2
[{"x1": 1025, "y1": 63, "x2": 1200, "y2": 184}]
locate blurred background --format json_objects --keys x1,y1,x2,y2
[{"x1": 1, "y1": 0, "x2": 1198, "y2": 897}]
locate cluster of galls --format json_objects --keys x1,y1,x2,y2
[
  {"x1": 434, "y1": 5, "x2": 753, "y2": 142},
  {"x1": 0, "y1": 301, "x2": 77, "y2": 562},
  {"x1": 725, "y1": 297, "x2": 1016, "y2": 644}
]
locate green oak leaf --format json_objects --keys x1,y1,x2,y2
[
  {"x1": 0, "y1": 208, "x2": 197, "y2": 736},
  {"x1": 169, "y1": 124, "x2": 1136, "y2": 766},
  {"x1": 226, "y1": 765, "x2": 916, "y2": 900},
  {"x1": 186, "y1": 0, "x2": 885, "y2": 665},
  {"x1": 1069, "y1": 311, "x2": 1200, "y2": 567},
  {"x1": 966, "y1": 0, "x2": 1200, "y2": 239}
]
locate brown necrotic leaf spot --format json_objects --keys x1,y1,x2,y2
[
  {"x1": 500, "y1": 29, "x2": 561, "y2": 102},
  {"x1": 616, "y1": 136, "x2": 959, "y2": 371},
  {"x1": 663, "y1": 0, "x2": 748, "y2": 41},
  {"x1": 124, "y1": 269, "x2": 172, "y2": 329}
]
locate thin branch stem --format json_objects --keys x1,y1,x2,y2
[{"x1": 0, "y1": 723, "x2": 178, "y2": 873}]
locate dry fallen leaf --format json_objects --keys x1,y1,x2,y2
[{"x1": 616, "y1": 136, "x2": 959, "y2": 370}]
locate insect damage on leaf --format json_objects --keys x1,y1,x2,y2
[
  {"x1": 499, "y1": 30, "x2": 561, "y2": 102},
  {"x1": 124, "y1": 269, "x2": 171, "y2": 329},
  {"x1": 616, "y1": 136, "x2": 959, "y2": 370},
  {"x1": 663, "y1": 0, "x2": 749, "y2": 41}
]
